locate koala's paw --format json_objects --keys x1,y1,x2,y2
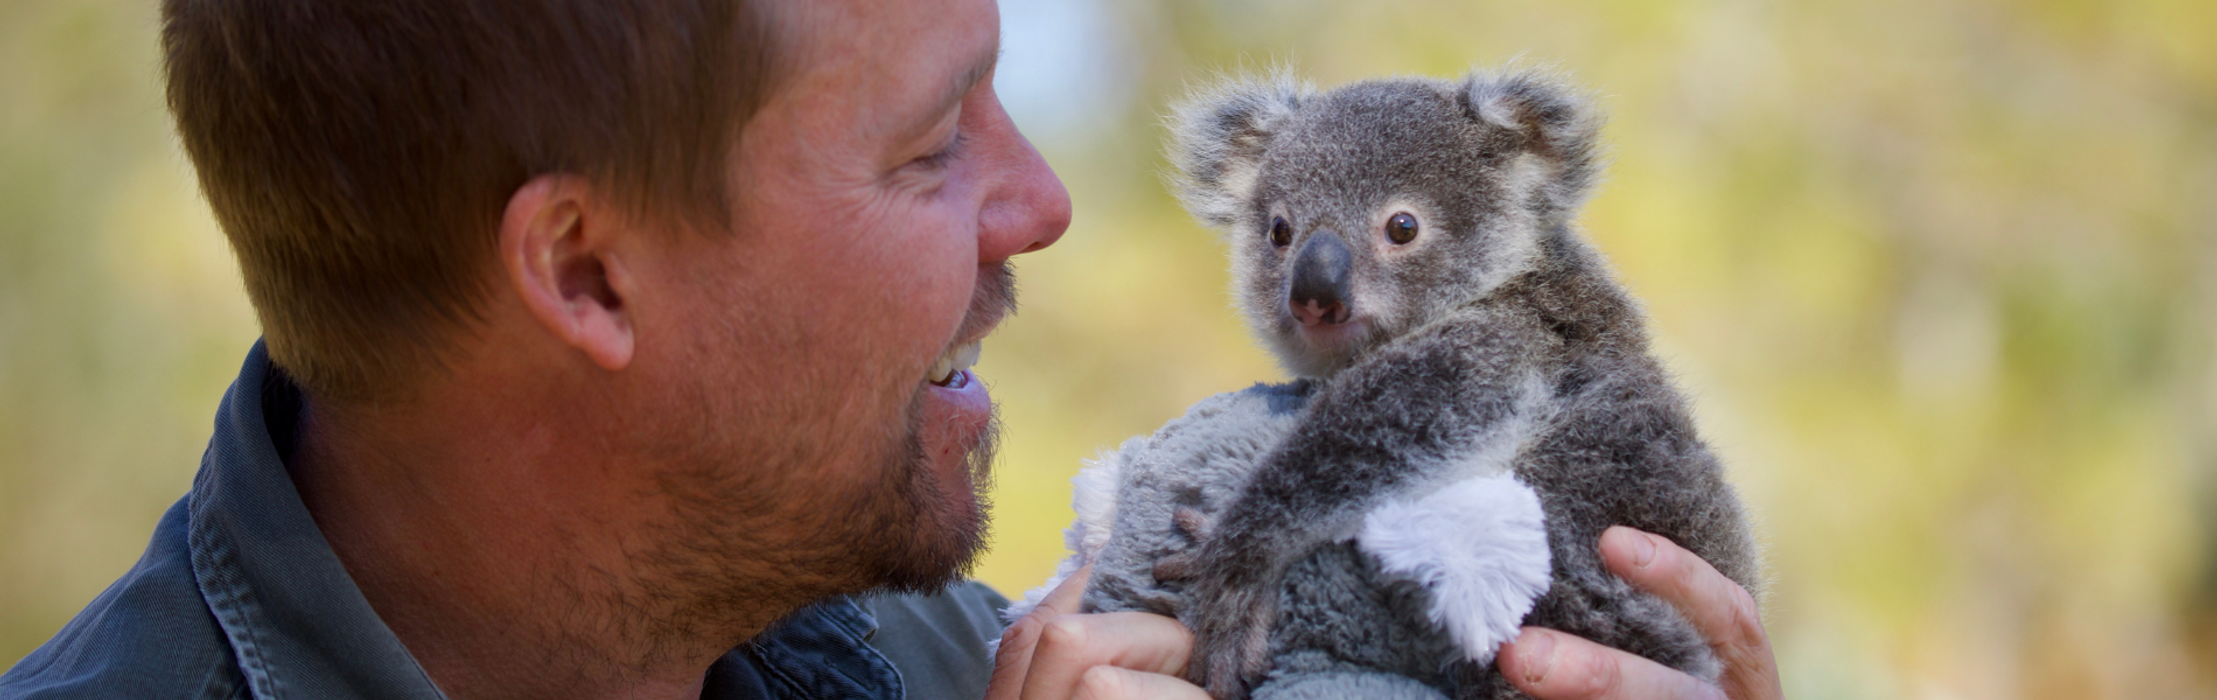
[{"x1": 1182, "y1": 565, "x2": 1278, "y2": 700}]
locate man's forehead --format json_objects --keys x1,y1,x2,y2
[{"x1": 769, "y1": 0, "x2": 999, "y2": 128}]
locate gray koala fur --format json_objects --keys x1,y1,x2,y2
[
  {"x1": 1067, "y1": 381, "x2": 1467, "y2": 699},
  {"x1": 1012, "y1": 67, "x2": 1762, "y2": 700}
]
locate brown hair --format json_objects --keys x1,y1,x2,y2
[{"x1": 161, "y1": 0, "x2": 782, "y2": 402}]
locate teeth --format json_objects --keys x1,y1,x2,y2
[{"x1": 928, "y1": 340, "x2": 984, "y2": 385}]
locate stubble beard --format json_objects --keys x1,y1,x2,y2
[
  {"x1": 860, "y1": 397, "x2": 998, "y2": 593},
  {"x1": 594, "y1": 263, "x2": 1015, "y2": 670},
  {"x1": 846, "y1": 261, "x2": 1015, "y2": 593}
]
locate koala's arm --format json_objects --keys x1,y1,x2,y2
[{"x1": 1181, "y1": 311, "x2": 1553, "y2": 698}]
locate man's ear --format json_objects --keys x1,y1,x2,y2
[{"x1": 500, "y1": 174, "x2": 635, "y2": 371}]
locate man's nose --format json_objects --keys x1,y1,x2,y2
[
  {"x1": 1289, "y1": 230, "x2": 1354, "y2": 326},
  {"x1": 974, "y1": 93, "x2": 1071, "y2": 262}
]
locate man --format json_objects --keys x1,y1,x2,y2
[{"x1": 1, "y1": 0, "x2": 1779, "y2": 698}]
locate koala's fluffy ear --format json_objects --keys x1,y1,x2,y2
[
  {"x1": 1166, "y1": 72, "x2": 1313, "y2": 229},
  {"x1": 1463, "y1": 69, "x2": 1605, "y2": 216}
]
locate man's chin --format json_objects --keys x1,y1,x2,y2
[{"x1": 866, "y1": 379, "x2": 997, "y2": 594}]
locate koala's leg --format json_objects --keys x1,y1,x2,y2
[
  {"x1": 1510, "y1": 514, "x2": 1722, "y2": 682},
  {"x1": 1501, "y1": 365, "x2": 1759, "y2": 684},
  {"x1": 1184, "y1": 313, "x2": 1555, "y2": 699}
]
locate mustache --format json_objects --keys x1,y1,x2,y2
[{"x1": 953, "y1": 262, "x2": 1017, "y2": 347}]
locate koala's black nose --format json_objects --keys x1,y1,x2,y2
[{"x1": 1289, "y1": 230, "x2": 1355, "y2": 327}]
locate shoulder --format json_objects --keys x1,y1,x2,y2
[
  {"x1": 1, "y1": 498, "x2": 244, "y2": 700},
  {"x1": 862, "y1": 581, "x2": 1009, "y2": 700}
]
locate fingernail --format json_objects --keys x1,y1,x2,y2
[
  {"x1": 1627, "y1": 529, "x2": 1657, "y2": 568},
  {"x1": 1516, "y1": 629, "x2": 1556, "y2": 685}
]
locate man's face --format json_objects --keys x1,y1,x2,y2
[{"x1": 619, "y1": 0, "x2": 1069, "y2": 603}]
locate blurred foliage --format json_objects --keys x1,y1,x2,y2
[
  {"x1": 0, "y1": 0, "x2": 264, "y2": 668},
  {"x1": 2, "y1": 0, "x2": 2213, "y2": 698}
]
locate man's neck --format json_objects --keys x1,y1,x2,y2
[{"x1": 285, "y1": 388, "x2": 781, "y2": 700}]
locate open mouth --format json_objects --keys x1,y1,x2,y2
[{"x1": 927, "y1": 339, "x2": 983, "y2": 387}]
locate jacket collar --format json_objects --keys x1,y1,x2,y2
[{"x1": 188, "y1": 340, "x2": 449, "y2": 699}]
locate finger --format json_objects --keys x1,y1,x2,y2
[
  {"x1": 1037, "y1": 565, "x2": 1095, "y2": 616},
  {"x1": 988, "y1": 616, "x2": 1047, "y2": 700},
  {"x1": 1498, "y1": 628, "x2": 1725, "y2": 700},
  {"x1": 1019, "y1": 612, "x2": 1195, "y2": 700},
  {"x1": 1597, "y1": 528, "x2": 1759, "y2": 650},
  {"x1": 1071, "y1": 666, "x2": 1210, "y2": 700},
  {"x1": 1599, "y1": 527, "x2": 1781, "y2": 700},
  {"x1": 988, "y1": 566, "x2": 1096, "y2": 700}
]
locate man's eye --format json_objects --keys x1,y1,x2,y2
[{"x1": 913, "y1": 132, "x2": 968, "y2": 169}]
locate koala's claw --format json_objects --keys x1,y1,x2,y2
[
  {"x1": 1153, "y1": 551, "x2": 1200, "y2": 582},
  {"x1": 1132, "y1": 589, "x2": 1182, "y2": 616},
  {"x1": 1172, "y1": 506, "x2": 1212, "y2": 540},
  {"x1": 1152, "y1": 506, "x2": 1216, "y2": 583}
]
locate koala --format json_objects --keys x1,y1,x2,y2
[{"x1": 1010, "y1": 68, "x2": 1761, "y2": 700}]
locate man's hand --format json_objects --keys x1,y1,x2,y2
[
  {"x1": 986, "y1": 565, "x2": 1208, "y2": 700},
  {"x1": 1497, "y1": 527, "x2": 1782, "y2": 700}
]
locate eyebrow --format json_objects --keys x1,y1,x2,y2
[{"x1": 914, "y1": 45, "x2": 999, "y2": 134}]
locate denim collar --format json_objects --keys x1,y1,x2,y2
[
  {"x1": 184, "y1": 342, "x2": 903, "y2": 700},
  {"x1": 188, "y1": 341, "x2": 448, "y2": 699}
]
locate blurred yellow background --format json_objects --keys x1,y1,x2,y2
[{"x1": 3, "y1": 0, "x2": 2213, "y2": 698}]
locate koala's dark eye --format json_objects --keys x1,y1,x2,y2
[
  {"x1": 1386, "y1": 212, "x2": 1419, "y2": 244},
  {"x1": 1269, "y1": 217, "x2": 1293, "y2": 247}
]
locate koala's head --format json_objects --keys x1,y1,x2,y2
[{"x1": 1168, "y1": 69, "x2": 1603, "y2": 378}]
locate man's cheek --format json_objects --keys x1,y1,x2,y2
[{"x1": 897, "y1": 242, "x2": 980, "y2": 338}]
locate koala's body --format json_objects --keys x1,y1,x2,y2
[{"x1": 1009, "y1": 69, "x2": 1761, "y2": 700}]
